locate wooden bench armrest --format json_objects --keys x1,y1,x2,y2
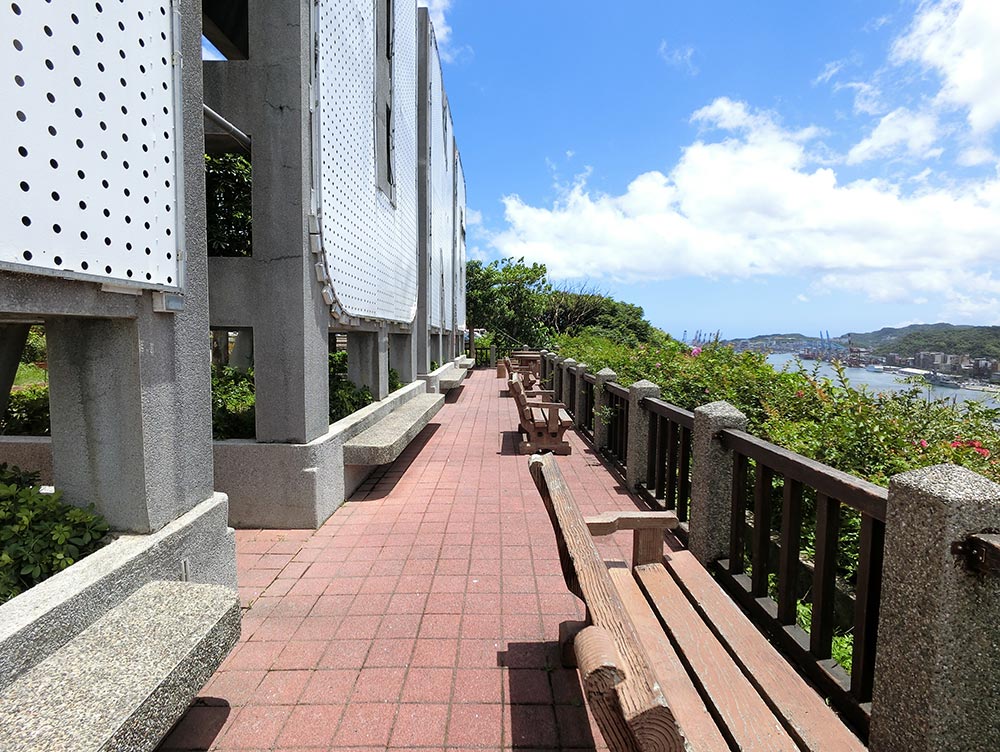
[
  {"x1": 585, "y1": 511, "x2": 679, "y2": 536},
  {"x1": 526, "y1": 389, "x2": 556, "y2": 395},
  {"x1": 526, "y1": 401, "x2": 567, "y2": 409}
]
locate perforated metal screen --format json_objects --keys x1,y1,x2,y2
[
  {"x1": 317, "y1": 0, "x2": 419, "y2": 324},
  {"x1": 427, "y1": 37, "x2": 454, "y2": 331},
  {"x1": 0, "y1": 1, "x2": 183, "y2": 289},
  {"x1": 455, "y1": 153, "x2": 466, "y2": 330}
]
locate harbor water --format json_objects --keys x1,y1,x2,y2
[{"x1": 766, "y1": 353, "x2": 1000, "y2": 407}]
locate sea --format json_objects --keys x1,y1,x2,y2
[{"x1": 766, "y1": 353, "x2": 1000, "y2": 407}]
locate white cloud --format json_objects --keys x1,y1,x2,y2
[
  {"x1": 814, "y1": 60, "x2": 847, "y2": 86},
  {"x1": 835, "y1": 81, "x2": 885, "y2": 115},
  {"x1": 847, "y1": 107, "x2": 942, "y2": 163},
  {"x1": 466, "y1": 208, "x2": 483, "y2": 227},
  {"x1": 492, "y1": 98, "x2": 1000, "y2": 319},
  {"x1": 658, "y1": 41, "x2": 698, "y2": 75},
  {"x1": 892, "y1": 0, "x2": 1000, "y2": 134},
  {"x1": 864, "y1": 15, "x2": 893, "y2": 33},
  {"x1": 957, "y1": 146, "x2": 998, "y2": 166}
]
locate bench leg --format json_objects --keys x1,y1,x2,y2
[{"x1": 558, "y1": 619, "x2": 587, "y2": 668}]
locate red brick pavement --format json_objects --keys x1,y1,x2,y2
[{"x1": 159, "y1": 368, "x2": 653, "y2": 751}]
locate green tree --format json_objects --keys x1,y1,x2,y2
[
  {"x1": 543, "y1": 284, "x2": 662, "y2": 345},
  {"x1": 205, "y1": 154, "x2": 252, "y2": 257},
  {"x1": 466, "y1": 257, "x2": 551, "y2": 349}
]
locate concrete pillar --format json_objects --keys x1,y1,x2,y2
[
  {"x1": 593, "y1": 368, "x2": 617, "y2": 451},
  {"x1": 552, "y1": 357, "x2": 566, "y2": 401},
  {"x1": 626, "y1": 380, "x2": 661, "y2": 491},
  {"x1": 688, "y1": 401, "x2": 748, "y2": 566},
  {"x1": 203, "y1": 0, "x2": 329, "y2": 445},
  {"x1": 468, "y1": 328, "x2": 475, "y2": 363},
  {"x1": 211, "y1": 331, "x2": 229, "y2": 366},
  {"x1": 869, "y1": 465, "x2": 1000, "y2": 752},
  {"x1": 230, "y1": 329, "x2": 253, "y2": 372},
  {"x1": 573, "y1": 363, "x2": 588, "y2": 429},
  {"x1": 348, "y1": 330, "x2": 390, "y2": 401},
  {"x1": 560, "y1": 359, "x2": 577, "y2": 406},
  {"x1": 389, "y1": 333, "x2": 417, "y2": 385},
  {"x1": 0, "y1": 324, "x2": 30, "y2": 417},
  {"x1": 489, "y1": 344, "x2": 496, "y2": 368}
]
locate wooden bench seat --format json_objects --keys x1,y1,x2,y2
[
  {"x1": 0, "y1": 580, "x2": 240, "y2": 752},
  {"x1": 510, "y1": 379, "x2": 573, "y2": 455},
  {"x1": 504, "y1": 356, "x2": 538, "y2": 390},
  {"x1": 343, "y1": 392, "x2": 444, "y2": 465},
  {"x1": 528, "y1": 454, "x2": 866, "y2": 752}
]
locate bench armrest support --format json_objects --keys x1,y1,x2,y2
[{"x1": 585, "y1": 511, "x2": 679, "y2": 536}]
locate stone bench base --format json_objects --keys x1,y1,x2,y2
[
  {"x1": 438, "y1": 366, "x2": 468, "y2": 391},
  {"x1": 0, "y1": 580, "x2": 240, "y2": 752},
  {"x1": 343, "y1": 392, "x2": 445, "y2": 466}
]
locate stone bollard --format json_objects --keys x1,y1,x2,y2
[
  {"x1": 592, "y1": 368, "x2": 618, "y2": 451},
  {"x1": 552, "y1": 356, "x2": 566, "y2": 400},
  {"x1": 625, "y1": 380, "x2": 661, "y2": 491},
  {"x1": 560, "y1": 359, "x2": 577, "y2": 407},
  {"x1": 489, "y1": 344, "x2": 496, "y2": 368},
  {"x1": 868, "y1": 465, "x2": 1000, "y2": 752},
  {"x1": 688, "y1": 401, "x2": 748, "y2": 567},
  {"x1": 573, "y1": 363, "x2": 588, "y2": 429}
]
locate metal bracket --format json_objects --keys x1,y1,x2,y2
[{"x1": 951, "y1": 529, "x2": 1000, "y2": 579}]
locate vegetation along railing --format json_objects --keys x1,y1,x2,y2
[
  {"x1": 716, "y1": 428, "x2": 887, "y2": 735},
  {"x1": 474, "y1": 346, "x2": 490, "y2": 366},
  {"x1": 604, "y1": 381, "x2": 629, "y2": 469},
  {"x1": 639, "y1": 397, "x2": 694, "y2": 534}
]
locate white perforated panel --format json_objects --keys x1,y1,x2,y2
[
  {"x1": 0, "y1": 1, "x2": 183, "y2": 289},
  {"x1": 455, "y1": 152, "x2": 466, "y2": 330},
  {"x1": 317, "y1": 0, "x2": 418, "y2": 324},
  {"x1": 427, "y1": 36, "x2": 453, "y2": 330}
]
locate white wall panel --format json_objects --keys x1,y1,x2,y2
[
  {"x1": 0, "y1": 1, "x2": 183, "y2": 289},
  {"x1": 317, "y1": 0, "x2": 418, "y2": 324},
  {"x1": 427, "y1": 37, "x2": 454, "y2": 331},
  {"x1": 455, "y1": 154, "x2": 466, "y2": 330}
]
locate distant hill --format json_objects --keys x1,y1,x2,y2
[{"x1": 727, "y1": 323, "x2": 1000, "y2": 359}]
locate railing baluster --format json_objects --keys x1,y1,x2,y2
[
  {"x1": 666, "y1": 420, "x2": 679, "y2": 511},
  {"x1": 730, "y1": 453, "x2": 749, "y2": 574},
  {"x1": 654, "y1": 416, "x2": 667, "y2": 502},
  {"x1": 645, "y1": 411, "x2": 658, "y2": 491},
  {"x1": 678, "y1": 426, "x2": 691, "y2": 523},
  {"x1": 751, "y1": 464, "x2": 774, "y2": 597},
  {"x1": 851, "y1": 514, "x2": 884, "y2": 701},
  {"x1": 777, "y1": 478, "x2": 803, "y2": 624},
  {"x1": 811, "y1": 494, "x2": 840, "y2": 659}
]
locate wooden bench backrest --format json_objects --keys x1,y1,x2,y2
[{"x1": 529, "y1": 454, "x2": 686, "y2": 751}]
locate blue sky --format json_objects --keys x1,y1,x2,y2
[{"x1": 426, "y1": 0, "x2": 1000, "y2": 339}]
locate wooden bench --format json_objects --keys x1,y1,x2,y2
[
  {"x1": 0, "y1": 580, "x2": 240, "y2": 752},
  {"x1": 528, "y1": 454, "x2": 866, "y2": 752},
  {"x1": 510, "y1": 379, "x2": 573, "y2": 455},
  {"x1": 504, "y1": 356, "x2": 538, "y2": 390}
]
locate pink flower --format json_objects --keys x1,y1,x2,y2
[
  {"x1": 975, "y1": 447, "x2": 991, "y2": 458},
  {"x1": 920, "y1": 439, "x2": 928, "y2": 448},
  {"x1": 795, "y1": 390, "x2": 804, "y2": 398},
  {"x1": 691, "y1": 347, "x2": 702, "y2": 357}
]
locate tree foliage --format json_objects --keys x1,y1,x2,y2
[
  {"x1": 466, "y1": 257, "x2": 551, "y2": 349},
  {"x1": 205, "y1": 153, "x2": 252, "y2": 257},
  {"x1": 543, "y1": 284, "x2": 662, "y2": 346}
]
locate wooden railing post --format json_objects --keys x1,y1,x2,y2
[
  {"x1": 592, "y1": 368, "x2": 617, "y2": 452},
  {"x1": 626, "y1": 380, "x2": 660, "y2": 491},
  {"x1": 572, "y1": 363, "x2": 588, "y2": 429},
  {"x1": 688, "y1": 401, "x2": 748, "y2": 567},
  {"x1": 869, "y1": 465, "x2": 1000, "y2": 752},
  {"x1": 488, "y1": 343, "x2": 496, "y2": 368},
  {"x1": 560, "y1": 359, "x2": 577, "y2": 408},
  {"x1": 552, "y1": 356, "x2": 566, "y2": 401}
]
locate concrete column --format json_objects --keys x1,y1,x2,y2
[
  {"x1": 468, "y1": 328, "x2": 475, "y2": 363},
  {"x1": 560, "y1": 359, "x2": 577, "y2": 406},
  {"x1": 869, "y1": 465, "x2": 1000, "y2": 752},
  {"x1": 593, "y1": 368, "x2": 617, "y2": 450},
  {"x1": 573, "y1": 363, "x2": 588, "y2": 429},
  {"x1": 389, "y1": 333, "x2": 417, "y2": 385},
  {"x1": 688, "y1": 401, "x2": 748, "y2": 566},
  {"x1": 348, "y1": 330, "x2": 390, "y2": 401},
  {"x1": 489, "y1": 344, "x2": 496, "y2": 368},
  {"x1": 551, "y1": 357, "x2": 566, "y2": 401},
  {"x1": 625, "y1": 380, "x2": 661, "y2": 491},
  {"x1": 0, "y1": 324, "x2": 30, "y2": 417}
]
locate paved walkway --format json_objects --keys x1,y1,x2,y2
[{"x1": 159, "y1": 369, "x2": 648, "y2": 751}]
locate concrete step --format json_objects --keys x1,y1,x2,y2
[
  {"x1": 0, "y1": 580, "x2": 240, "y2": 752},
  {"x1": 343, "y1": 392, "x2": 445, "y2": 466}
]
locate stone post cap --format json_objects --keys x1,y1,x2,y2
[
  {"x1": 562, "y1": 358, "x2": 577, "y2": 367},
  {"x1": 553, "y1": 356, "x2": 566, "y2": 364},
  {"x1": 889, "y1": 463, "x2": 1000, "y2": 508},
  {"x1": 573, "y1": 362, "x2": 588, "y2": 373},
  {"x1": 595, "y1": 367, "x2": 617, "y2": 380},
  {"x1": 628, "y1": 379, "x2": 660, "y2": 395},
  {"x1": 694, "y1": 400, "x2": 747, "y2": 426}
]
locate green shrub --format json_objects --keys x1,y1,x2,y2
[
  {"x1": 20, "y1": 326, "x2": 46, "y2": 364},
  {"x1": 1, "y1": 385, "x2": 51, "y2": 436},
  {"x1": 389, "y1": 368, "x2": 404, "y2": 393},
  {"x1": 0, "y1": 464, "x2": 109, "y2": 604},
  {"x1": 205, "y1": 154, "x2": 252, "y2": 257},
  {"x1": 329, "y1": 351, "x2": 374, "y2": 422},
  {"x1": 211, "y1": 365, "x2": 256, "y2": 440}
]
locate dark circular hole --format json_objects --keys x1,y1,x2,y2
[
  {"x1": 100, "y1": 150, "x2": 108, "y2": 160},
  {"x1": 18, "y1": 181, "x2": 28, "y2": 192},
  {"x1": 22, "y1": 251, "x2": 32, "y2": 261},
  {"x1": 45, "y1": 59, "x2": 53, "y2": 70},
  {"x1": 53, "y1": 256, "x2": 62, "y2": 265},
  {"x1": 95, "y1": 1, "x2": 102, "y2": 11},
  {"x1": 20, "y1": 215, "x2": 30, "y2": 226},
  {"x1": 74, "y1": 107, "x2": 83, "y2": 118},
  {"x1": 43, "y1": 25, "x2": 52, "y2": 37},
  {"x1": 71, "y1": 13, "x2": 79, "y2": 24},
  {"x1": 73, "y1": 76, "x2": 81, "y2": 87},
  {"x1": 143, "y1": 221, "x2": 150, "y2": 229},
  {"x1": 81, "y1": 261, "x2": 89, "y2": 270},
  {"x1": 122, "y1": 160, "x2": 129, "y2": 169},
  {"x1": 47, "y1": 125, "x2": 56, "y2": 136},
  {"x1": 101, "y1": 179, "x2": 109, "y2": 188},
  {"x1": 166, "y1": 252, "x2": 172, "y2": 260},
  {"x1": 125, "y1": 242, "x2": 132, "y2": 249},
  {"x1": 17, "y1": 145, "x2": 28, "y2": 157},
  {"x1": 77, "y1": 169, "x2": 85, "y2": 179},
  {"x1": 123, "y1": 188, "x2": 130, "y2": 197},
  {"x1": 14, "y1": 74, "x2": 24, "y2": 86},
  {"x1": 105, "y1": 265, "x2": 112, "y2": 273},
  {"x1": 144, "y1": 247, "x2": 151, "y2": 255},
  {"x1": 51, "y1": 191, "x2": 60, "y2": 201},
  {"x1": 97, "y1": 61, "x2": 105, "y2": 72},
  {"x1": 96, "y1": 32, "x2": 103, "y2": 43},
  {"x1": 165, "y1": 227, "x2": 172, "y2": 236},
  {"x1": 121, "y1": 133, "x2": 128, "y2": 142},
  {"x1": 98, "y1": 91, "x2": 106, "y2": 102},
  {"x1": 104, "y1": 238, "x2": 111, "y2": 247},
  {"x1": 75, "y1": 138, "x2": 83, "y2": 148},
  {"x1": 13, "y1": 39, "x2": 23, "y2": 52},
  {"x1": 103, "y1": 208, "x2": 110, "y2": 217},
  {"x1": 78, "y1": 200, "x2": 86, "y2": 208},
  {"x1": 15, "y1": 110, "x2": 25, "y2": 122},
  {"x1": 46, "y1": 92, "x2": 55, "y2": 103},
  {"x1": 11, "y1": 3, "x2": 21, "y2": 15},
  {"x1": 72, "y1": 44, "x2": 80, "y2": 55},
  {"x1": 145, "y1": 273, "x2": 151, "y2": 280},
  {"x1": 48, "y1": 158, "x2": 58, "y2": 169},
  {"x1": 80, "y1": 231, "x2": 88, "y2": 240},
  {"x1": 99, "y1": 120, "x2": 107, "y2": 130},
  {"x1": 52, "y1": 224, "x2": 61, "y2": 234},
  {"x1": 166, "y1": 277, "x2": 172, "y2": 284}
]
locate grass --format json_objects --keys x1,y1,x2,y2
[{"x1": 13, "y1": 363, "x2": 47, "y2": 388}]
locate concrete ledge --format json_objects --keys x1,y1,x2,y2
[
  {"x1": 214, "y1": 380, "x2": 430, "y2": 528},
  {"x1": 0, "y1": 580, "x2": 240, "y2": 752},
  {"x1": 438, "y1": 366, "x2": 467, "y2": 391},
  {"x1": 456, "y1": 356, "x2": 475, "y2": 369},
  {"x1": 343, "y1": 392, "x2": 444, "y2": 465},
  {"x1": 0, "y1": 494, "x2": 236, "y2": 690},
  {"x1": 0, "y1": 436, "x2": 53, "y2": 484},
  {"x1": 419, "y1": 361, "x2": 461, "y2": 394}
]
